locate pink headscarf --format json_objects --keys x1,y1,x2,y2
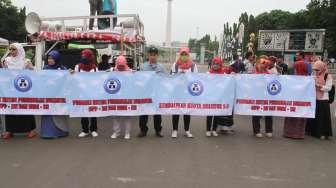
[
  {"x1": 114, "y1": 55, "x2": 129, "y2": 71},
  {"x1": 313, "y1": 61, "x2": 328, "y2": 99},
  {"x1": 176, "y1": 47, "x2": 193, "y2": 70}
]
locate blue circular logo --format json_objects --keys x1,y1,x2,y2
[
  {"x1": 267, "y1": 80, "x2": 282, "y2": 95},
  {"x1": 188, "y1": 81, "x2": 204, "y2": 96},
  {"x1": 104, "y1": 78, "x2": 121, "y2": 94},
  {"x1": 14, "y1": 75, "x2": 32, "y2": 92}
]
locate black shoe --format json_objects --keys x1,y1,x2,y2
[
  {"x1": 137, "y1": 132, "x2": 147, "y2": 138},
  {"x1": 155, "y1": 132, "x2": 163, "y2": 137}
]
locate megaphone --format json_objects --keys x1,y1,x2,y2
[
  {"x1": 25, "y1": 12, "x2": 63, "y2": 34},
  {"x1": 25, "y1": 12, "x2": 42, "y2": 34}
]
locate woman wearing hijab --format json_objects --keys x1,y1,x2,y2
[
  {"x1": 206, "y1": 57, "x2": 235, "y2": 137},
  {"x1": 75, "y1": 49, "x2": 99, "y2": 138},
  {"x1": 252, "y1": 57, "x2": 274, "y2": 138},
  {"x1": 110, "y1": 55, "x2": 135, "y2": 140},
  {"x1": 306, "y1": 61, "x2": 333, "y2": 139},
  {"x1": 283, "y1": 56, "x2": 310, "y2": 139},
  {"x1": 170, "y1": 47, "x2": 197, "y2": 138},
  {"x1": 2, "y1": 43, "x2": 37, "y2": 139},
  {"x1": 40, "y1": 50, "x2": 69, "y2": 139}
]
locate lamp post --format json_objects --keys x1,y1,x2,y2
[{"x1": 166, "y1": 0, "x2": 173, "y2": 63}]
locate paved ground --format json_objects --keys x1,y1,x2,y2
[{"x1": 0, "y1": 113, "x2": 335, "y2": 188}]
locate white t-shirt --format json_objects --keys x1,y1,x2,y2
[
  {"x1": 74, "y1": 65, "x2": 98, "y2": 72},
  {"x1": 170, "y1": 62, "x2": 198, "y2": 74}
]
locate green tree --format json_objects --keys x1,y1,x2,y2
[{"x1": 0, "y1": 0, "x2": 27, "y2": 42}]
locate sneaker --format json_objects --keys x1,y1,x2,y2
[
  {"x1": 212, "y1": 131, "x2": 218, "y2": 137},
  {"x1": 78, "y1": 132, "x2": 89, "y2": 138},
  {"x1": 265, "y1": 133, "x2": 273, "y2": 138},
  {"x1": 111, "y1": 132, "x2": 119, "y2": 139},
  {"x1": 91, "y1": 131, "x2": 98, "y2": 138},
  {"x1": 185, "y1": 131, "x2": 194, "y2": 138},
  {"x1": 206, "y1": 131, "x2": 212, "y2": 137},
  {"x1": 171, "y1": 130, "x2": 178, "y2": 138},
  {"x1": 2, "y1": 132, "x2": 12, "y2": 140},
  {"x1": 255, "y1": 133, "x2": 263, "y2": 138},
  {"x1": 124, "y1": 133, "x2": 131, "y2": 140}
]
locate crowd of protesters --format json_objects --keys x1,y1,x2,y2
[{"x1": 0, "y1": 43, "x2": 334, "y2": 141}]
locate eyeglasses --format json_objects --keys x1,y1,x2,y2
[{"x1": 313, "y1": 69, "x2": 320, "y2": 72}]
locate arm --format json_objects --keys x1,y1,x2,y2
[{"x1": 320, "y1": 75, "x2": 333, "y2": 92}]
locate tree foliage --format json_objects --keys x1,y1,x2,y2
[{"x1": 0, "y1": 0, "x2": 27, "y2": 42}]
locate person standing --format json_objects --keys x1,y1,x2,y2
[
  {"x1": 110, "y1": 55, "x2": 135, "y2": 140},
  {"x1": 294, "y1": 51, "x2": 308, "y2": 75},
  {"x1": 138, "y1": 47, "x2": 166, "y2": 138},
  {"x1": 206, "y1": 57, "x2": 235, "y2": 137},
  {"x1": 74, "y1": 49, "x2": 99, "y2": 138},
  {"x1": 89, "y1": 0, "x2": 103, "y2": 30},
  {"x1": 306, "y1": 61, "x2": 333, "y2": 140},
  {"x1": 101, "y1": 0, "x2": 117, "y2": 29},
  {"x1": 277, "y1": 55, "x2": 288, "y2": 75},
  {"x1": 243, "y1": 52, "x2": 255, "y2": 74},
  {"x1": 41, "y1": 50, "x2": 69, "y2": 139},
  {"x1": 170, "y1": 47, "x2": 197, "y2": 138},
  {"x1": 252, "y1": 57, "x2": 273, "y2": 138},
  {"x1": 283, "y1": 53, "x2": 310, "y2": 139},
  {"x1": 2, "y1": 43, "x2": 37, "y2": 139},
  {"x1": 98, "y1": 54, "x2": 111, "y2": 71},
  {"x1": 230, "y1": 54, "x2": 245, "y2": 73}
]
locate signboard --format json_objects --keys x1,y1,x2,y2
[{"x1": 258, "y1": 29, "x2": 325, "y2": 52}]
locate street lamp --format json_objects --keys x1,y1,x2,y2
[{"x1": 165, "y1": 0, "x2": 173, "y2": 63}]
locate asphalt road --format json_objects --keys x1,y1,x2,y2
[
  {"x1": 0, "y1": 113, "x2": 335, "y2": 188},
  {"x1": 1, "y1": 65, "x2": 335, "y2": 188}
]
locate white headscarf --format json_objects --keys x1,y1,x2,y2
[{"x1": 4, "y1": 43, "x2": 26, "y2": 70}]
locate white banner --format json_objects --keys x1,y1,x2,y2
[
  {"x1": 234, "y1": 74, "x2": 316, "y2": 118},
  {"x1": 0, "y1": 70, "x2": 68, "y2": 115}
]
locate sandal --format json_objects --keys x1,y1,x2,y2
[{"x1": 3, "y1": 132, "x2": 12, "y2": 140}]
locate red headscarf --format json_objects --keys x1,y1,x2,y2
[
  {"x1": 114, "y1": 55, "x2": 129, "y2": 71},
  {"x1": 176, "y1": 47, "x2": 193, "y2": 70},
  {"x1": 78, "y1": 49, "x2": 97, "y2": 72},
  {"x1": 209, "y1": 57, "x2": 232, "y2": 74}
]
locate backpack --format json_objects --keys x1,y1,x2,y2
[{"x1": 324, "y1": 73, "x2": 335, "y2": 104}]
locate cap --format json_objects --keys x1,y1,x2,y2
[{"x1": 148, "y1": 46, "x2": 159, "y2": 54}]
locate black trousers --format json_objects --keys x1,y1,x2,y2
[
  {"x1": 172, "y1": 115, "x2": 190, "y2": 131},
  {"x1": 89, "y1": 0, "x2": 102, "y2": 29},
  {"x1": 206, "y1": 116, "x2": 218, "y2": 131},
  {"x1": 139, "y1": 115, "x2": 162, "y2": 133},
  {"x1": 81, "y1": 117, "x2": 97, "y2": 133},
  {"x1": 252, "y1": 116, "x2": 273, "y2": 134}
]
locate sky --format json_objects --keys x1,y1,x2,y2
[{"x1": 12, "y1": 0, "x2": 311, "y2": 44}]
